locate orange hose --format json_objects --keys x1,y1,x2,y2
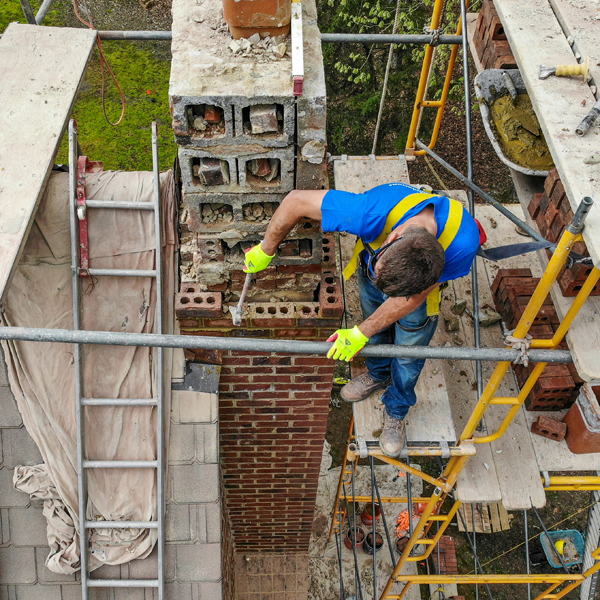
[{"x1": 72, "y1": 0, "x2": 126, "y2": 126}]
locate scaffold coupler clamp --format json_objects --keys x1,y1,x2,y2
[
  {"x1": 503, "y1": 327, "x2": 532, "y2": 367},
  {"x1": 424, "y1": 27, "x2": 440, "y2": 47}
]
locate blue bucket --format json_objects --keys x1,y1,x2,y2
[{"x1": 540, "y1": 530, "x2": 585, "y2": 568}]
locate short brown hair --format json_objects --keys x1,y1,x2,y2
[{"x1": 375, "y1": 227, "x2": 445, "y2": 298}]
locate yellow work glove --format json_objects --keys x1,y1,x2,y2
[
  {"x1": 327, "y1": 326, "x2": 369, "y2": 362},
  {"x1": 244, "y1": 244, "x2": 275, "y2": 273}
]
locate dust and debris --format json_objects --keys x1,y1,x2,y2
[
  {"x1": 489, "y1": 94, "x2": 555, "y2": 171},
  {"x1": 227, "y1": 32, "x2": 291, "y2": 63},
  {"x1": 242, "y1": 202, "x2": 277, "y2": 222},
  {"x1": 199, "y1": 203, "x2": 234, "y2": 224}
]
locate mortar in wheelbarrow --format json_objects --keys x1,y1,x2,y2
[
  {"x1": 474, "y1": 69, "x2": 554, "y2": 177},
  {"x1": 540, "y1": 529, "x2": 584, "y2": 568}
]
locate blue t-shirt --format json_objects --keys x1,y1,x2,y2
[{"x1": 322, "y1": 182, "x2": 480, "y2": 283}]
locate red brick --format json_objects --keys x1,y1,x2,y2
[
  {"x1": 488, "y1": 14, "x2": 507, "y2": 40},
  {"x1": 175, "y1": 290, "x2": 222, "y2": 319},
  {"x1": 204, "y1": 104, "x2": 221, "y2": 123},
  {"x1": 319, "y1": 273, "x2": 344, "y2": 317},
  {"x1": 531, "y1": 415, "x2": 567, "y2": 441},
  {"x1": 528, "y1": 192, "x2": 543, "y2": 221},
  {"x1": 550, "y1": 179, "x2": 567, "y2": 209}
]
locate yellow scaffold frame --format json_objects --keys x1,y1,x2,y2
[
  {"x1": 329, "y1": 216, "x2": 600, "y2": 599},
  {"x1": 405, "y1": 0, "x2": 468, "y2": 158}
]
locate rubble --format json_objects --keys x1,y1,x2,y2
[
  {"x1": 226, "y1": 33, "x2": 290, "y2": 63},
  {"x1": 249, "y1": 105, "x2": 280, "y2": 134},
  {"x1": 192, "y1": 158, "x2": 231, "y2": 186},
  {"x1": 247, "y1": 158, "x2": 279, "y2": 182},
  {"x1": 197, "y1": 202, "x2": 235, "y2": 224}
]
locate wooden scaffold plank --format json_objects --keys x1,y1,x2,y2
[{"x1": 0, "y1": 24, "x2": 96, "y2": 303}]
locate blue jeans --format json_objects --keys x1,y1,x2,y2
[{"x1": 358, "y1": 269, "x2": 438, "y2": 420}]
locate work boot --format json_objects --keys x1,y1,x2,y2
[
  {"x1": 379, "y1": 410, "x2": 406, "y2": 458},
  {"x1": 340, "y1": 372, "x2": 391, "y2": 403}
]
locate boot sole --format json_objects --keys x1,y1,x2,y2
[{"x1": 339, "y1": 379, "x2": 391, "y2": 403}]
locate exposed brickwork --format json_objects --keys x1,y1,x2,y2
[
  {"x1": 473, "y1": 0, "x2": 517, "y2": 69},
  {"x1": 221, "y1": 474, "x2": 237, "y2": 600},
  {"x1": 528, "y1": 169, "x2": 600, "y2": 297},
  {"x1": 492, "y1": 268, "x2": 582, "y2": 411},
  {"x1": 429, "y1": 536, "x2": 458, "y2": 575},
  {"x1": 178, "y1": 238, "x2": 342, "y2": 552}
]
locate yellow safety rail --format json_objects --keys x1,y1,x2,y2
[
  {"x1": 328, "y1": 209, "x2": 600, "y2": 599},
  {"x1": 405, "y1": 0, "x2": 469, "y2": 157}
]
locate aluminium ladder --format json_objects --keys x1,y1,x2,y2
[{"x1": 67, "y1": 120, "x2": 165, "y2": 600}]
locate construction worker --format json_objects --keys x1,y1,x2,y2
[{"x1": 244, "y1": 183, "x2": 480, "y2": 457}]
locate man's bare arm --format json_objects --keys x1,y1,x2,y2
[
  {"x1": 357, "y1": 283, "x2": 439, "y2": 339},
  {"x1": 260, "y1": 190, "x2": 327, "y2": 255}
]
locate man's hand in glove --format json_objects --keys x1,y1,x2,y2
[
  {"x1": 326, "y1": 326, "x2": 369, "y2": 362},
  {"x1": 244, "y1": 244, "x2": 276, "y2": 273}
]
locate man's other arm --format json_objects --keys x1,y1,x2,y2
[{"x1": 358, "y1": 283, "x2": 440, "y2": 339}]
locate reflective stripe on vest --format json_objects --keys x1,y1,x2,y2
[{"x1": 342, "y1": 193, "x2": 464, "y2": 316}]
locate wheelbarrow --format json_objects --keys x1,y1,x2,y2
[{"x1": 540, "y1": 529, "x2": 585, "y2": 568}]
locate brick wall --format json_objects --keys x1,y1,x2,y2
[
  {"x1": 221, "y1": 474, "x2": 237, "y2": 600},
  {"x1": 473, "y1": 0, "x2": 517, "y2": 70},
  {"x1": 219, "y1": 351, "x2": 334, "y2": 551},
  {"x1": 178, "y1": 239, "x2": 343, "y2": 552}
]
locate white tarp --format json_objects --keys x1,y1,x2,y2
[{"x1": 1, "y1": 169, "x2": 177, "y2": 573}]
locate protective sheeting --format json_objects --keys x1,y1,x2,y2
[{"x1": 1, "y1": 169, "x2": 177, "y2": 573}]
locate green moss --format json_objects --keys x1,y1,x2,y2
[
  {"x1": 2, "y1": 3, "x2": 175, "y2": 172},
  {"x1": 56, "y1": 42, "x2": 176, "y2": 171}
]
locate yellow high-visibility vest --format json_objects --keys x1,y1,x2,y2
[{"x1": 342, "y1": 192, "x2": 464, "y2": 316}]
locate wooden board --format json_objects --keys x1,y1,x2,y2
[
  {"x1": 457, "y1": 502, "x2": 512, "y2": 534},
  {"x1": 547, "y1": 0, "x2": 600, "y2": 93},
  {"x1": 0, "y1": 24, "x2": 96, "y2": 304},
  {"x1": 511, "y1": 170, "x2": 600, "y2": 383},
  {"x1": 405, "y1": 359, "x2": 456, "y2": 444},
  {"x1": 475, "y1": 204, "x2": 547, "y2": 509},
  {"x1": 333, "y1": 155, "x2": 409, "y2": 194},
  {"x1": 493, "y1": 0, "x2": 600, "y2": 267},
  {"x1": 352, "y1": 359, "x2": 457, "y2": 449}
]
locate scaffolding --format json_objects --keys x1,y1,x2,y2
[{"x1": 4, "y1": 0, "x2": 600, "y2": 598}]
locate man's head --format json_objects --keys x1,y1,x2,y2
[{"x1": 373, "y1": 227, "x2": 445, "y2": 298}]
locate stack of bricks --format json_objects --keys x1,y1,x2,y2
[
  {"x1": 428, "y1": 536, "x2": 458, "y2": 575},
  {"x1": 472, "y1": 0, "x2": 517, "y2": 70},
  {"x1": 170, "y1": 0, "x2": 328, "y2": 293},
  {"x1": 527, "y1": 168, "x2": 600, "y2": 297},
  {"x1": 492, "y1": 268, "x2": 582, "y2": 410}
]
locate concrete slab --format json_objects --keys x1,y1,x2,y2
[
  {"x1": 0, "y1": 387, "x2": 21, "y2": 427},
  {"x1": 168, "y1": 424, "x2": 195, "y2": 463},
  {"x1": 205, "y1": 502, "x2": 221, "y2": 544},
  {"x1": 0, "y1": 347, "x2": 8, "y2": 386},
  {"x1": 199, "y1": 581, "x2": 222, "y2": 600},
  {"x1": 1, "y1": 428, "x2": 43, "y2": 468},
  {"x1": 0, "y1": 547, "x2": 37, "y2": 584},
  {"x1": 166, "y1": 582, "x2": 192, "y2": 600},
  {"x1": 171, "y1": 391, "x2": 217, "y2": 425},
  {"x1": 35, "y1": 548, "x2": 77, "y2": 584},
  {"x1": 195, "y1": 424, "x2": 219, "y2": 464},
  {"x1": 171, "y1": 464, "x2": 220, "y2": 504},
  {"x1": 0, "y1": 468, "x2": 30, "y2": 507},
  {"x1": 8, "y1": 507, "x2": 47, "y2": 546},
  {"x1": 166, "y1": 503, "x2": 192, "y2": 543},
  {"x1": 14, "y1": 586, "x2": 61, "y2": 600},
  {"x1": 176, "y1": 543, "x2": 222, "y2": 582},
  {"x1": 193, "y1": 505, "x2": 207, "y2": 544}
]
